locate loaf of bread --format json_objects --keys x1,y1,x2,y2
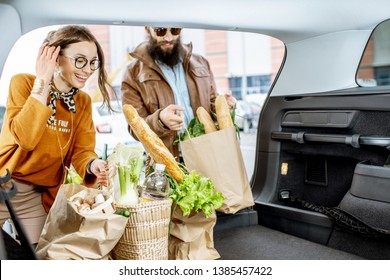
[
  {"x1": 196, "y1": 106, "x2": 217, "y2": 134},
  {"x1": 123, "y1": 104, "x2": 184, "y2": 183},
  {"x1": 215, "y1": 95, "x2": 234, "y2": 129}
]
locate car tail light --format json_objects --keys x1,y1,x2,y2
[{"x1": 96, "y1": 123, "x2": 112, "y2": 134}]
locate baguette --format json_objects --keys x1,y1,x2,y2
[
  {"x1": 215, "y1": 95, "x2": 234, "y2": 129},
  {"x1": 196, "y1": 106, "x2": 217, "y2": 133},
  {"x1": 122, "y1": 104, "x2": 184, "y2": 183}
]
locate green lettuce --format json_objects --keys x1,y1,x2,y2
[{"x1": 167, "y1": 169, "x2": 224, "y2": 218}]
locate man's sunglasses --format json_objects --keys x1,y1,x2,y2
[{"x1": 152, "y1": 27, "x2": 182, "y2": 37}]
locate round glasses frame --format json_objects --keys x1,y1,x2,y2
[{"x1": 62, "y1": 54, "x2": 101, "y2": 71}]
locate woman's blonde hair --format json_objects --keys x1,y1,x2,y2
[{"x1": 44, "y1": 25, "x2": 117, "y2": 111}]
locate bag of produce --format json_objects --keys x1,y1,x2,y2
[
  {"x1": 169, "y1": 206, "x2": 220, "y2": 260},
  {"x1": 122, "y1": 104, "x2": 224, "y2": 260},
  {"x1": 35, "y1": 184, "x2": 128, "y2": 260},
  {"x1": 179, "y1": 96, "x2": 254, "y2": 214},
  {"x1": 167, "y1": 171, "x2": 222, "y2": 260}
]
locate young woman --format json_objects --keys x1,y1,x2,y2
[{"x1": 0, "y1": 25, "x2": 116, "y2": 244}]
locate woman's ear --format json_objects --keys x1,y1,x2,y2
[
  {"x1": 54, "y1": 65, "x2": 61, "y2": 77},
  {"x1": 55, "y1": 46, "x2": 62, "y2": 63}
]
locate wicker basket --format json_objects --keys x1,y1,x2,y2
[{"x1": 111, "y1": 198, "x2": 172, "y2": 260}]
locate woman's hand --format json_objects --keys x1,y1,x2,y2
[
  {"x1": 90, "y1": 159, "x2": 117, "y2": 187},
  {"x1": 35, "y1": 42, "x2": 61, "y2": 83},
  {"x1": 31, "y1": 43, "x2": 61, "y2": 103}
]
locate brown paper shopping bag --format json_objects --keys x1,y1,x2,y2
[
  {"x1": 35, "y1": 184, "x2": 128, "y2": 260},
  {"x1": 168, "y1": 205, "x2": 220, "y2": 260},
  {"x1": 181, "y1": 127, "x2": 254, "y2": 214}
]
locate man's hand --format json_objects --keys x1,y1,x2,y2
[
  {"x1": 159, "y1": 104, "x2": 185, "y2": 131},
  {"x1": 223, "y1": 90, "x2": 237, "y2": 110}
]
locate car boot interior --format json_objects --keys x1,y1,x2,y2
[
  {"x1": 1, "y1": 0, "x2": 390, "y2": 264},
  {"x1": 246, "y1": 92, "x2": 390, "y2": 260}
]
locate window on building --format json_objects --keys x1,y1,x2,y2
[
  {"x1": 248, "y1": 75, "x2": 271, "y2": 94},
  {"x1": 228, "y1": 74, "x2": 272, "y2": 100}
]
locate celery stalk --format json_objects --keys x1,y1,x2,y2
[
  {"x1": 134, "y1": 158, "x2": 144, "y2": 181},
  {"x1": 118, "y1": 165, "x2": 127, "y2": 196},
  {"x1": 112, "y1": 143, "x2": 144, "y2": 205},
  {"x1": 125, "y1": 165, "x2": 132, "y2": 188}
]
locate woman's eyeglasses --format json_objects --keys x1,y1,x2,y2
[
  {"x1": 62, "y1": 54, "x2": 101, "y2": 71},
  {"x1": 152, "y1": 27, "x2": 182, "y2": 37}
]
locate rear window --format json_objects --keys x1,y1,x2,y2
[
  {"x1": 1, "y1": 25, "x2": 285, "y2": 178},
  {"x1": 0, "y1": 25, "x2": 284, "y2": 107},
  {"x1": 357, "y1": 19, "x2": 390, "y2": 87}
]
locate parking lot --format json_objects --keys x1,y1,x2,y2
[{"x1": 238, "y1": 130, "x2": 257, "y2": 178}]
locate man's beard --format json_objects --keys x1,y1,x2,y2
[{"x1": 147, "y1": 36, "x2": 183, "y2": 68}]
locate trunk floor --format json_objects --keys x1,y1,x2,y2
[{"x1": 213, "y1": 225, "x2": 364, "y2": 260}]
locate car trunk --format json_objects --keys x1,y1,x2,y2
[{"x1": 217, "y1": 89, "x2": 390, "y2": 260}]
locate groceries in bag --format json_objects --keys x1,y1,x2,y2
[
  {"x1": 122, "y1": 103, "x2": 224, "y2": 217},
  {"x1": 175, "y1": 95, "x2": 254, "y2": 214}
]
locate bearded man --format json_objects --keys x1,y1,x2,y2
[
  {"x1": 121, "y1": 26, "x2": 235, "y2": 160},
  {"x1": 121, "y1": 27, "x2": 237, "y2": 261}
]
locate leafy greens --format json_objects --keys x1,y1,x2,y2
[
  {"x1": 167, "y1": 167, "x2": 224, "y2": 218},
  {"x1": 173, "y1": 117, "x2": 205, "y2": 145}
]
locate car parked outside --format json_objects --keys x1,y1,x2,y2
[
  {"x1": 92, "y1": 101, "x2": 140, "y2": 158},
  {"x1": 234, "y1": 100, "x2": 260, "y2": 132}
]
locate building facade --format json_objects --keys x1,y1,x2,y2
[{"x1": 87, "y1": 25, "x2": 285, "y2": 103}]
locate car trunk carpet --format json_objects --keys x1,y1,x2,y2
[
  {"x1": 213, "y1": 225, "x2": 363, "y2": 260},
  {"x1": 327, "y1": 192, "x2": 390, "y2": 259}
]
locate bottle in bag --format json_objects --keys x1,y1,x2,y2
[{"x1": 143, "y1": 163, "x2": 169, "y2": 199}]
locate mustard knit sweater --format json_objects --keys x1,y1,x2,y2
[{"x1": 0, "y1": 73, "x2": 98, "y2": 211}]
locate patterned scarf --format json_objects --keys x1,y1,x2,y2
[{"x1": 47, "y1": 85, "x2": 78, "y2": 125}]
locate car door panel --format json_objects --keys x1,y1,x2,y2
[{"x1": 253, "y1": 90, "x2": 390, "y2": 258}]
